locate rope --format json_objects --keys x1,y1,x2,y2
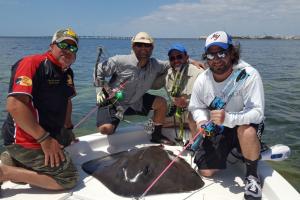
[{"x1": 73, "y1": 106, "x2": 98, "y2": 129}]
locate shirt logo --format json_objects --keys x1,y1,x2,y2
[{"x1": 15, "y1": 76, "x2": 32, "y2": 86}]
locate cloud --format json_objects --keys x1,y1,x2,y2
[{"x1": 124, "y1": 0, "x2": 300, "y2": 37}]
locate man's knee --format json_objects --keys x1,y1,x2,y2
[
  {"x1": 98, "y1": 124, "x2": 115, "y2": 135},
  {"x1": 152, "y1": 96, "x2": 167, "y2": 110},
  {"x1": 237, "y1": 125, "x2": 257, "y2": 138}
]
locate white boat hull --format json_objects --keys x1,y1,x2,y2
[{"x1": 1, "y1": 125, "x2": 299, "y2": 200}]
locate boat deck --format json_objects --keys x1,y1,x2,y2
[{"x1": 1, "y1": 126, "x2": 299, "y2": 200}]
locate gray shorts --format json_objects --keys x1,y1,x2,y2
[
  {"x1": 6, "y1": 144, "x2": 79, "y2": 189},
  {"x1": 96, "y1": 93, "x2": 156, "y2": 129}
]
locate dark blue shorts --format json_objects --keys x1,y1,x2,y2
[
  {"x1": 194, "y1": 122, "x2": 264, "y2": 170},
  {"x1": 96, "y1": 93, "x2": 156, "y2": 129}
]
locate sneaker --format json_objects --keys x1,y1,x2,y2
[
  {"x1": 151, "y1": 134, "x2": 175, "y2": 146},
  {"x1": 0, "y1": 151, "x2": 16, "y2": 167},
  {"x1": 244, "y1": 175, "x2": 262, "y2": 200}
]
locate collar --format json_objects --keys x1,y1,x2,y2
[
  {"x1": 168, "y1": 63, "x2": 190, "y2": 77},
  {"x1": 46, "y1": 51, "x2": 63, "y2": 68}
]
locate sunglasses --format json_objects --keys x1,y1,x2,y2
[
  {"x1": 169, "y1": 54, "x2": 183, "y2": 62},
  {"x1": 134, "y1": 43, "x2": 153, "y2": 48},
  {"x1": 206, "y1": 50, "x2": 227, "y2": 60},
  {"x1": 56, "y1": 42, "x2": 78, "y2": 53}
]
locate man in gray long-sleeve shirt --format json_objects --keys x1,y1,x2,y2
[{"x1": 95, "y1": 32, "x2": 175, "y2": 145}]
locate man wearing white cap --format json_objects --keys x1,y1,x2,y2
[
  {"x1": 189, "y1": 31, "x2": 265, "y2": 200},
  {"x1": 95, "y1": 31, "x2": 175, "y2": 145},
  {"x1": 1, "y1": 28, "x2": 79, "y2": 190}
]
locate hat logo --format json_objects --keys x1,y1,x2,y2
[
  {"x1": 211, "y1": 33, "x2": 220, "y2": 41},
  {"x1": 65, "y1": 29, "x2": 77, "y2": 38}
]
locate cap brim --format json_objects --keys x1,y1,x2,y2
[
  {"x1": 205, "y1": 42, "x2": 228, "y2": 52},
  {"x1": 132, "y1": 39, "x2": 153, "y2": 44},
  {"x1": 168, "y1": 48, "x2": 186, "y2": 56},
  {"x1": 55, "y1": 37, "x2": 78, "y2": 46}
]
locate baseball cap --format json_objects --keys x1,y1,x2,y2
[
  {"x1": 131, "y1": 32, "x2": 154, "y2": 44},
  {"x1": 52, "y1": 28, "x2": 79, "y2": 46},
  {"x1": 168, "y1": 43, "x2": 187, "y2": 56},
  {"x1": 205, "y1": 31, "x2": 232, "y2": 52}
]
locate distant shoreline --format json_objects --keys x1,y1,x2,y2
[{"x1": 0, "y1": 35, "x2": 300, "y2": 40}]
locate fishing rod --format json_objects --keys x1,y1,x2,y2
[
  {"x1": 73, "y1": 46, "x2": 104, "y2": 130},
  {"x1": 73, "y1": 106, "x2": 98, "y2": 129},
  {"x1": 164, "y1": 86, "x2": 185, "y2": 144}
]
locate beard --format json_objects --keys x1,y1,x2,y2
[
  {"x1": 173, "y1": 64, "x2": 183, "y2": 71},
  {"x1": 209, "y1": 63, "x2": 231, "y2": 75}
]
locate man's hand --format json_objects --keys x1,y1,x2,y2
[
  {"x1": 115, "y1": 105, "x2": 125, "y2": 120},
  {"x1": 173, "y1": 96, "x2": 188, "y2": 108},
  {"x1": 210, "y1": 109, "x2": 225, "y2": 125},
  {"x1": 40, "y1": 137, "x2": 65, "y2": 167},
  {"x1": 96, "y1": 87, "x2": 106, "y2": 105},
  {"x1": 59, "y1": 127, "x2": 78, "y2": 147}
]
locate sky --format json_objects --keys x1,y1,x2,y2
[{"x1": 0, "y1": 0, "x2": 299, "y2": 38}]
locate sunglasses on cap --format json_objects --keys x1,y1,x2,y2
[
  {"x1": 169, "y1": 54, "x2": 183, "y2": 62},
  {"x1": 205, "y1": 50, "x2": 228, "y2": 60},
  {"x1": 134, "y1": 42, "x2": 153, "y2": 48},
  {"x1": 56, "y1": 42, "x2": 78, "y2": 53}
]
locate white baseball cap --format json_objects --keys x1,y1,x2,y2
[
  {"x1": 205, "y1": 31, "x2": 232, "y2": 52},
  {"x1": 131, "y1": 32, "x2": 154, "y2": 44}
]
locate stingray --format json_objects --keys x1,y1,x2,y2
[{"x1": 82, "y1": 146, "x2": 204, "y2": 197}]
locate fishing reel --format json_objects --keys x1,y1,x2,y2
[
  {"x1": 166, "y1": 105, "x2": 184, "y2": 118},
  {"x1": 97, "y1": 86, "x2": 125, "y2": 107},
  {"x1": 201, "y1": 122, "x2": 224, "y2": 137},
  {"x1": 114, "y1": 91, "x2": 124, "y2": 101},
  {"x1": 209, "y1": 96, "x2": 225, "y2": 110},
  {"x1": 175, "y1": 107, "x2": 184, "y2": 118}
]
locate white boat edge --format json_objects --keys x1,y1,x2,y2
[{"x1": 1, "y1": 125, "x2": 300, "y2": 200}]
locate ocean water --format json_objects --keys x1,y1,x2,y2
[{"x1": 0, "y1": 37, "x2": 299, "y2": 192}]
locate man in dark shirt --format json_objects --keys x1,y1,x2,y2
[{"x1": 0, "y1": 28, "x2": 79, "y2": 190}]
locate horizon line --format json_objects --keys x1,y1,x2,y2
[{"x1": 0, "y1": 35, "x2": 300, "y2": 40}]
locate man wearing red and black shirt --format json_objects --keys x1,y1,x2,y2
[{"x1": 1, "y1": 28, "x2": 79, "y2": 190}]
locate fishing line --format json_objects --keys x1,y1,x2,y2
[{"x1": 138, "y1": 127, "x2": 205, "y2": 198}]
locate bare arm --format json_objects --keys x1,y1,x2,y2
[
  {"x1": 6, "y1": 95, "x2": 45, "y2": 138},
  {"x1": 7, "y1": 95, "x2": 65, "y2": 167},
  {"x1": 189, "y1": 59, "x2": 206, "y2": 70}
]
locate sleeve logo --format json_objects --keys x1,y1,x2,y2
[{"x1": 15, "y1": 76, "x2": 32, "y2": 86}]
